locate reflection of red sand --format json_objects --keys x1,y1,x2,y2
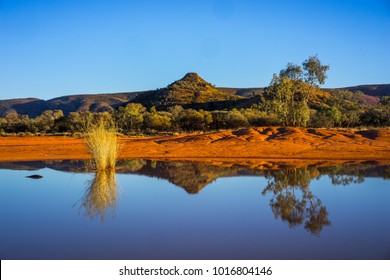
[{"x1": 0, "y1": 127, "x2": 389, "y2": 166}]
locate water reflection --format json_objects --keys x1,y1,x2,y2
[
  {"x1": 319, "y1": 165, "x2": 365, "y2": 186},
  {"x1": 80, "y1": 170, "x2": 117, "y2": 222},
  {"x1": 116, "y1": 159, "x2": 258, "y2": 194},
  {"x1": 262, "y1": 168, "x2": 330, "y2": 235},
  {"x1": 0, "y1": 159, "x2": 388, "y2": 233}
]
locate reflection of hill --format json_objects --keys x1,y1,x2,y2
[
  {"x1": 1, "y1": 160, "x2": 389, "y2": 193},
  {"x1": 0, "y1": 160, "x2": 89, "y2": 172},
  {"x1": 117, "y1": 159, "x2": 262, "y2": 194},
  {"x1": 0, "y1": 159, "x2": 259, "y2": 193}
]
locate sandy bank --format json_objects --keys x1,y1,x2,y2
[{"x1": 0, "y1": 127, "x2": 389, "y2": 165}]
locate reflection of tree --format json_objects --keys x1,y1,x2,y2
[
  {"x1": 118, "y1": 159, "x2": 147, "y2": 172},
  {"x1": 328, "y1": 174, "x2": 364, "y2": 186},
  {"x1": 262, "y1": 168, "x2": 331, "y2": 235},
  {"x1": 80, "y1": 170, "x2": 117, "y2": 222},
  {"x1": 321, "y1": 165, "x2": 365, "y2": 186}
]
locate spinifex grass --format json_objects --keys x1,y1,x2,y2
[{"x1": 84, "y1": 118, "x2": 118, "y2": 171}]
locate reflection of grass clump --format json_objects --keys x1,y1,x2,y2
[
  {"x1": 84, "y1": 119, "x2": 118, "y2": 170},
  {"x1": 81, "y1": 170, "x2": 117, "y2": 222}
]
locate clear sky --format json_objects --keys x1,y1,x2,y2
[{"x1": 1, "y1": 0, "x2": 389, "y2": 100}]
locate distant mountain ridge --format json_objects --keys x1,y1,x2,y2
[
  {"x1": 0, "y1": 92, "x2": 141, "y2": 118},
  {"x1": 0, "y1": 72, "x2": 388, "y2": 117},
  {"x1": 344, "y1": 84, "x2": 390, "y2": 97}
]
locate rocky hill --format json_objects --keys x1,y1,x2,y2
[
  {"x1": 0, "y1": 72, "x2": 388, "y2": 117},
  {"x1": 131, "y1": 72, "x2": 243, "y2": 109}
]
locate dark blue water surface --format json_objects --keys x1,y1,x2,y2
[{"x1": 0, "y1": 160, "x2": 389, "y2": 260}]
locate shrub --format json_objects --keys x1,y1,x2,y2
[{"x1": 84, "y1": 118, "x2": 118, "y2": 170}]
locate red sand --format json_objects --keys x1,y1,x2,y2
[{"x1": 0, "y1": 127, "x2": 389, "y2": 166}]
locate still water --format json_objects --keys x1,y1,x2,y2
[{"x1": 0, "y1": 160, "x2": 389, "y2": 260}]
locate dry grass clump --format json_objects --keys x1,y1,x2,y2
[{"x1": 84, "y1": 118, "x2": 119, "y2": 170}]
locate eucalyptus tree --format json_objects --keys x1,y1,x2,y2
[
  {"x1": 264, "y1": 55, "x2": 329, "y2": 127},
  {"x1": 115, "y1": 103, "x2": 146, "y2": 132}
]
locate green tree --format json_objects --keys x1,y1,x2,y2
[
  {"x1": 265, "y1": 74, "x2": 293, "y2": 126},
  {"x1": 302, "y1": 55, "x2": 330, "y2": 88},
  {"x1": 265, "y1": 74, "x2": 310, "y2": 126},
  {"x1": 67, "y1": 112, "x2": 83, "y2": 132},
  {"x1": 168, "y1": 105, "x2": 184, "y2": 130},
  {"x1": 115, "y1": 103, "x2": 146, "y2": 132},
  {"x1": 178, "y1": 109, "x2": 212, "y2": 131},
  {"x1": 144, "y1": 107, "x2": 171, "y2": 131},
  {"x1": 263, "y1": 55, "x2": 329, "y2": 127},
  {"x1": 198, "y1": 109, "x2": 213, "y2": 130},
  {"x1": 3, "y1": 112, "x2": 32, "y2": 133},
  {"x1": 380, "y1": 96, "x2": 390, "y2": 106},
  {"x1": 34, "y1": 110, "x2": 64, "y2": 133},
  {"x1": 360, "y1": 108, "x2": 390, "y2": 127},
  {"x1": 210, "y1": 111, "x2": 228, "y2": 130},
  {"x1": 225, "y1": 109, "x2": 249, "y2": 128},
  {"x1": 312, "y1": 105, "x2": 341, "y2": 128},
  {"x1": 279, "y1": 62, "x2": 303, "y2": 81}
]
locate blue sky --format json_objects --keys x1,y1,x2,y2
[{"x1": 1, "y1": 0, "x2": 389, "y2": 100}]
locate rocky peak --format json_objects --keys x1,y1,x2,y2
[{"x1": 179, "y1": 72, "x2": 205, "y2": 84}]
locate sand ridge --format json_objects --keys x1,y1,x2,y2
[{"x1": 0, "y1": 127, "x2": 389, "y2": 164}]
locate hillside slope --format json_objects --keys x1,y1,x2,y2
[
  {"x1": 0, "y1": 92, "x2": 140, "y2": 117},
  {"x1": 0, "y1": 75, "x2": 388, "y2": 117},
  {"x1": 344, "y1": 84, "x2": 390, "y2": 97},
  {"x1": 131, "y1": 72, "x2": 242, "y2": 109}
]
